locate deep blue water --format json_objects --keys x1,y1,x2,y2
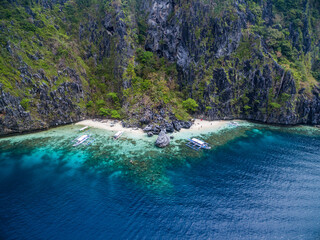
[{"x1": 1, "y1": 129, "x2": 320, "y2": 239}]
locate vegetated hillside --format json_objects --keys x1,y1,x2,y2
[{"x1": 0, "y1": 0, "x2": 319, "y2": 135}]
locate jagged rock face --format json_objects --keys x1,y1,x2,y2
[
  {"x1": 201, "y1": 55, "x2": 301, "y2": 124},
  {"x1": 146, "y1": 0, "x2": 243, "y2": 68},
  {"x1": 262, "y1": 0, "x2": 273, "y2": 26},
  {"x1": 34, "y1": 0, "x2": 68, "y2": 9},
  {"x1": 0, "y1": 0, "x2": 320, "y2": 137},
  {"x1": 0, "y1": 0, "x2": 137, "y2": 136},
  {"x1": 0, "y1": 66, "x2": 86, "y2": 135},
  {"x1": 144, "y1": 0, "x2": 320, "y2": 125},
  {"x1": 79, "y1": 4, "x2": 133, "y2": 81},
  {"x1": 0, "y1": 90, "x2": 33, "y2": 134},
  {"x1": 144, "y1": 122, "x2": 190, "y2": 134}
]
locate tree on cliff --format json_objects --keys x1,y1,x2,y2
[{"x1": 182, "y1": 98, "x2": 198, "y2": 112}]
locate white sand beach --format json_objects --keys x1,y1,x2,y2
[
  {"x1": 75, "y1": 119, "x2": 234, "y2": 139},
  {"x1": 180, "y1": 119, "x2": 229, "y2": 132},
  {"x1": 75, "y1": 119, "x2": 145, "y2": 136}
]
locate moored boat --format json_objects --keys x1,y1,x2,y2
[
  {"x1": 186, "y1": 138, "x2": 211, "y2": 151},
  {"x1": 114, "y1": 131, "x2": 123, "y2": 140},
  {"x1": 73, "y1": 134, "x2": 90, "y2": 146},
  {"x1": 79, "y1": 126, "x2": 90, "y2": 132},
  {"x1": 229, "y1": 121, "x2": 239, "y2": 127}
]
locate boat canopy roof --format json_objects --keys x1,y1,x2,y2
[
  {"x1": 115, "y1": 131, "x2": 123, "y2": 136},
  {"x1": 191, "y1": 138, "x2": 206, "y2": 145},
  {"x1": 77, "y1": 135, "x2": 88, "y2": 141}
]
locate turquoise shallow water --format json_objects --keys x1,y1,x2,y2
[{"x1": 0, "y1": 123, "x2": 320, "y2": 239}]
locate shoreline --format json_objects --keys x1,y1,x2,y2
[
  {"x1": 0, "y1": 118, "x2": 319, "y2": 140},
  {"x1": 75, "y1": 119, "x2": 231, "y2": 139},
  {"x1": 76, "y1": 119, "x2": 145, "y2": 136}
]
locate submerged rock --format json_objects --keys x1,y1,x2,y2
[
  {"x1": 155, "y1": 130, "x2": 170, "y2": 148},
  {"x1": 147, "y1": 132, "x2": 154, "y2": 137}
]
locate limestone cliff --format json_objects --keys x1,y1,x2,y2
[{"x1": 0, "y1": 0, "x2": 319, "y2": 136}]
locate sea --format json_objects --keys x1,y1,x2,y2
[{"x1": 0, "y1": 122, "x2": 320, "y2": 239}]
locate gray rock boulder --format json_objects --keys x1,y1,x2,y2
[
  {"x1": 164, "y1": 122, "x2": 174, "y2": 133},
  {"x1": 173, "y1": 120, "x2": 181, "y2": 131},
  {"x1": 143, "y1": 124, "x2": 153, "y2": 132},
  {"x1": 155, "y1": 130, "x2": 170, "y2": 148},
  {"x1": 151, "y1": 125, "x2": 161, "y2": 135},
  {"x1": 180, "y1": 121, "x2": 192, "y2": 129}
]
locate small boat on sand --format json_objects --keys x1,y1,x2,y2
[
  {"x1": 229, "y1": 121, "x2": 239, "y2": 127},
  {"x1": 114, "y1": 131, "x2": 123, "y2": 140},
  {"x1": 79, "y1": 126, "x2": 90, "y2": 132},
  {"x1": 186, "y1": 138, "x2": 211, "y2": 151}
]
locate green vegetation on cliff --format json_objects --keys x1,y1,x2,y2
[{"x1": 0, "y1": 0, "x2": 320, "y2": 135}]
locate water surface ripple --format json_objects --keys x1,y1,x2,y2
[{"x1": 0, "y1": 125, "x2": 320, "y2": 239}]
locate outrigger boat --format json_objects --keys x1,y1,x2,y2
[
  {"x1": 73, "y1": 134, "x2": 90, "y2": 146},
  {"x1": 79, "y1": 126, "x2": 90, "y2": 132},
  {"x1": 186, "y1": 138, "x2": 211, "y2": 151},
  {"x1": 113, "y1": 131, "x2": 123, "y2": 140},
  {"x1": 72, "y1": 134, "x2": 95, "y2": 147},
  {"x1": 228, "y1": 121, "x2": 239, "y2": 127}
]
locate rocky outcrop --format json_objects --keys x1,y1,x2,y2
[
  {"x1": 143, "y1": 118, "x2": 193, "y2": 135},
  {"x1": 0, "y1": 65, "x2": 86, "y2": 136},
  {"x1": 1, "y1": 0, "x2": 320, "y2": 138},
  {"x1": 155, "y1": 129, "x2": 170, "y2": 148},
  {"x1": 146, "y1": 0, "x2": 243, "y2": 68},
  {"x1": 0, "y1": 0, "x2": 136, "y2": 137},
  {"x1": 0, "y1": 88, "x2": 35, "y2": 135},
  {"x1": 78, "y1": 3, "x2": 133, "y2": 81},
  {"x1": 143, "y1": 0, "x2": 320, "y2": 125}
]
